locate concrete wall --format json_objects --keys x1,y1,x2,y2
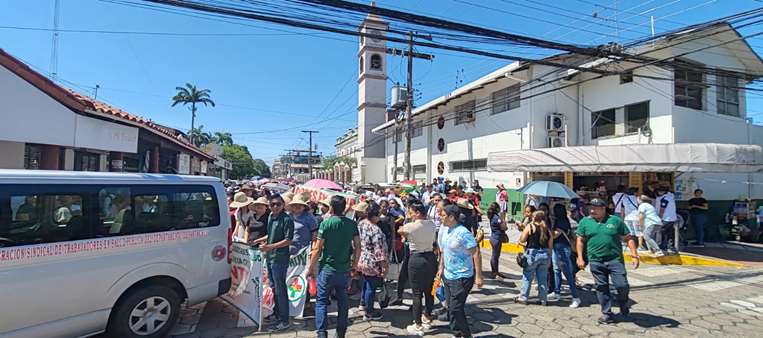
[
  {"x1": 0, "y1": 66, "x2": 76, "y2": 147},
  {"x1": 0, "y1": 141, "x2": 25, "y2": 169}
]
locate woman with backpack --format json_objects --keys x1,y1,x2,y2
[
  {"x1": 548, "y1": 204, "x2": 581, "y2": 308},
  {"x1": 515, "y1": 210, "x2": 554, "y2": 305}
]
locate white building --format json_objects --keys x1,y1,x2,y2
[{"x1": 371, "y1": 22, "x2": 763, "y2": 202}]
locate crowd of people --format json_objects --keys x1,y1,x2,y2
[{"x1": 225, "y1": 178, "x2": 645, "y2": 336}]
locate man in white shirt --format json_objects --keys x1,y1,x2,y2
[
  {"x1": 655, "y1": 186, "x2": 678, "y2": 253},
  {"x1": 421, "y1": 185, "x2": 433, "y2": 206}
]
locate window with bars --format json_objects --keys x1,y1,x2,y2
[
  {"x1": 625, "y1": 101, "x2": 649, "y2": 134},
  {"x1": 412, "y1": 120, "x2": 423, "y2": 138},
  {"x1": 454, "y1": 100, "x2": 476, "y2": 125},
  {"x1": 674, "y1": 66, "x2": 704, "y2": 110},
  {"x1": 449, "y1": 159, "x2": 487, "y2": 172},
  {"x1": 717, "y1": 74, "x2": 740, "y2": 117},
  {"x1": 413, "y1": 164, "x2": 426, "y2": 174},
  {"x1": 491, "y1": 84, "x2": 520, "y2": 114},
  {"x1": 592, "y1": 108, "x2": 616, "y2": 139}
]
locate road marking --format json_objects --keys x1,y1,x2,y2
[
  {"x1": 631, "y1": 266, "x2": 690, "y2": 277},
  {"x1": 748, "y1": 295, "x2": 763, "y2": 305},
  {"x1": 687, "y1": 280, "x2": 743, "y2": 291},
  {"x1": 730, "y1": 300, "x2": 757, "y2": 308}
]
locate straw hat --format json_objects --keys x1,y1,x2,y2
[
  {"x1": 252, "y1": 196, "x2": 269, "y2": 206},
  {"x1": 288, "y1": 193, "x2": 310, "y2": 207},
  {"x1": 352, "y1": 201, "x2": 369, "y2": 213},
  {"x1": 318, "y1": 198, "x2": 331, "y2": 208},
  {"x1": 496, "y1": 183, "x2": 506, "y2": 190},
  {"x1": 229, "y1": 192, "x2": 255, "y2": 208},
  {"x1": 456, "y1": 197, "x2": 474, "y2": 210}
]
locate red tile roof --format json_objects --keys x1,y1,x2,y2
[{"x1": 0, "y1": 47, "x2": 213, "y2": 160}]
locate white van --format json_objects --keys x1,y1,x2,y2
[{"x1": 0, "y1": 170, "x2": 231, "y2": 338}]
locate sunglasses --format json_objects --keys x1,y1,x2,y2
[{"x1": 270, "y1": 202, "x2": 283, "y2": 207}]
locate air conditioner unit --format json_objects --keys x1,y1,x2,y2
[
  {"x1": 548, "y1": 135, "x2": 564, "y2": 148},
  {"x1": 546, "y1": 113, "x2": 564, "y2": 132}
]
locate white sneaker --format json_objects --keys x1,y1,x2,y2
[
  {"x1": 406, "y1": 324, "x2": 425, "y2": 336},
  {"x1": 655, "y1": 251, "x2": 666, "y2": 257},
  {"x1": 547, "y1": 292, "x2": 561, "y2": 301},
  {"x1": 569, "y1": 298, "x2": 581, "y2": 308}
]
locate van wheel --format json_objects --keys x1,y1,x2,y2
[{"x1": 108, "y1": 285, "x2": 180, "y2": 338}]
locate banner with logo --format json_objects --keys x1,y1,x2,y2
[
  {"x1": 222, "y1": 243, "x2": 265, "y2": 327},
  {"x1": 222, "y1": 243, "x2": 310, "y2": 329}
]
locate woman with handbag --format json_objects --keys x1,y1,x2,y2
[
  {"x1": 487, "y1": 202, "x2": 509, "y2": 280},
  {"x1": 515, "y1": 210, "x2": 553, "y2": 305},
  {"x1": 356, "y1": 202, "x2": 389, "y2": 320},
  {"x1": 548, "y1": 204, "x2": 581, "y2": 308}
]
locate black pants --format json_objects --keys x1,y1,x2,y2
[
  {"x1": 409, "y1": 251, "x2": 437, "y2": 324},
  {"x1": 397, "y1": 243, "x2": 410, "y2": 298},
  {"x1": 444, "y1": 276, "x2": 474, "y2": 337}
]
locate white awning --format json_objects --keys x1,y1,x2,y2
[{"x1": 488, "y1": 143, "x2": 763, "y2": 173}]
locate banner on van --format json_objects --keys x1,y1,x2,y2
[{"x1": 222, "y1": 243, "x2": 310, "y2": 329}]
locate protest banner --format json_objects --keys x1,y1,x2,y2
[{"x1": 221, "y1": 243, "x2": 311, "y2": 329}]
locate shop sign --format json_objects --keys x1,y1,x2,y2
[
  {"x1": 177, "y1": 154, "x2": 191, "y2": 174},
  {"x1": 111, "y1": 160, "x2": 124, "y2": 171},
  {"x1": 74, "y1": 115, "x2": 138, "y2": 153}
]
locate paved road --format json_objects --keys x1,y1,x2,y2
[{"x1": 166, "y1": 250, "x2": 763, "y2": 338}]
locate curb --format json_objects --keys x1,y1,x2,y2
[{"x1": 480, "y1": 240, "x2": 746, "y2": 268}]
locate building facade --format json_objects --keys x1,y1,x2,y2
[
  {"x1": 0, "y1": 48, "x2": 215, "y2": 175},
  {"x1": 372, "y1": 23, "x2": 763, "y2": 202}
]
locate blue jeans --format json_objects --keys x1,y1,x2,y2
[
  {"x1": 519, "y1": 248, "x2": 550, "y2": 301},
  {"x1": 362, "y1": 275, "x2": 383, "y2": 314},
  {"x1": 589, "y1": 259, "x2": 630, "y2": 315},
  {"x1": 691, "y1": 213, "x2": 707, "y2": 244},
  {"x1": 315, "y1": 268, "x2": 349, "y2": 337},
  {"x1": 267, "y1": 262, "x2": 289, "y2": 325},
  {"x1": 552, "y1": 244, "x2": 578, "y2": 298}
]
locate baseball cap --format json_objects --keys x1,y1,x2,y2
[{"x1": 588, "y1": 198, "x2": 607, "y2": 207}]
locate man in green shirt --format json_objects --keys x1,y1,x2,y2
[
  {"x1": 576, "y1": 198, "x2": 639, "y2": 324},
  {"x1": 254, "y1": 195, "x2": 294, "y2": 332},
  {"x1": 307, "y1": 195, "x2": 360, "y2": 338}
]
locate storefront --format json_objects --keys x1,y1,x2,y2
[{"x1": 489, "y1": 143, "x2": 763, "y2": 226}]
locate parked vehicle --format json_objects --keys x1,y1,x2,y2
[{"x1": 0, "y1": 170, "x2": 231, "y2": 338}]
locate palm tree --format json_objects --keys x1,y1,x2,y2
[
  {"x1": 188, "y1": 125, "x2": 212, "y2": 147},
  {"x1": 213, "y1": 132, "x2": 234, "y2": 146},
  {"x1": 171, "y1": 83, "x2": 215, "y2": 145}
]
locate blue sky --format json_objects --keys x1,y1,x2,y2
[{"x1": 1, "y1": 0, "x2": 762, "y2": 165}]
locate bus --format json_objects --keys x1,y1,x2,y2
[{"x1": 0, "y1": 170, "x2": 231, "y2": 338}]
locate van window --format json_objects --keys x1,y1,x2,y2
[
  {"x1": 1, "y1": 187, "x2": 89, "y2": 247},
  {"x1": 0, "y1": 184, "x2": 220, "y2": 248},
  {"x1": 97, "y1": 185, "x2": 220, "y2": 236}
]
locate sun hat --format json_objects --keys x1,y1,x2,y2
[
  {"x1": 288, "y1": 194, "x2": 310, "y2": 207},
  {"x1": 229, "y1": 192, "x2": 255, "y2": 208},
  {"x1": 252, "y1": 196, "x2": 269, "y2": 206},
  {"x1": 456, "y1": 197, "x2": 474, "y2": 210},
  {"x1": 352, "y1": 201, "x2": 369, "y2": 213},
  {"x1": 496, "y1": 183, "x2": 506, "y2": 190}
]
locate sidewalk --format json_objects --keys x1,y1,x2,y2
[
  {"x1": 682, "y1": 241, "x2": 763, "y2": 266},
  {"x1": 480, "y1": 222, "x2": 758, "y2": 267}
]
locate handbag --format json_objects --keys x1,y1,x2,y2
[
  {"x1": 515, "y1": 252, "x2": 528, "y2": 268},
  {"x1": 499, "y1": 232, "x2": 509, "y2": 243}
]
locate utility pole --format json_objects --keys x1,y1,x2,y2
[
  {"x1": 302, "y1": 130, "x2": 319, "y2": 179},
  {"x1": 392, "y1": 117, "x2": 400, "y2": 182},
  {"x1": 404, "y1": 31, "x2": 414, "y2": 181},
  {"x1": 387, "y1": 33, "x2": 433, "y2": 181}
]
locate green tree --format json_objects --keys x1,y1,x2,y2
[
  {"x1": 171, "y1": 83, "x2": 215, "y2": 145},
  {"x1": 213, "y1": 132, "x2": 234, "y2": 146},
  {"x1": 221, "y1": 144, "x2": 256, "y2": 179},
  {"x1": 188, "y1": 125, "x2": 212, "y2": 147},
  {"x1": 252, "y1": 158, "x2": 271, "y2": 178},
  {"x1": 321, "y1": 155, "x2": 356, "y2": 170}
]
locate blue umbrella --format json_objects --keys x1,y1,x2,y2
[{"x1": 518, "y1": 181, "x2": 578, "y2": 199}]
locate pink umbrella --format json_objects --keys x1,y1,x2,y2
[{"x1": 304, "y1": 179, "x2": 343, "y2": 191}]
